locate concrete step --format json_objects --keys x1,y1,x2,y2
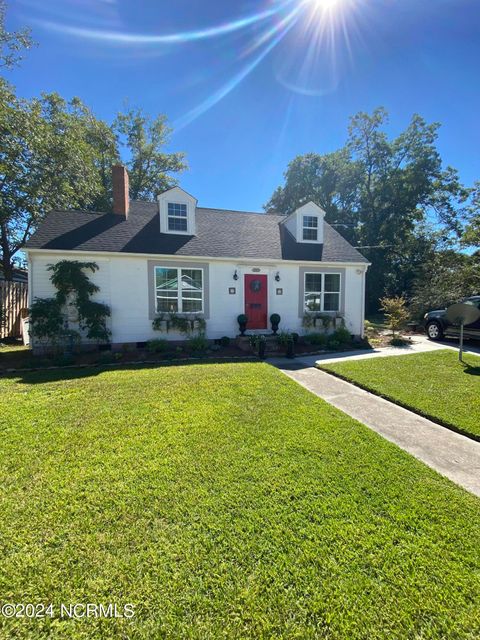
[{"x1": 235, "y1": 335, "x2": 283, "y2": 353}]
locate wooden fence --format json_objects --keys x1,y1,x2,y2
[{"x1": 0, "y1": 281, "x2": 28, "y2": 339}]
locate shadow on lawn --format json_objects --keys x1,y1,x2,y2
[
  {"x1": 1, "y1": 357, "x2": 260, "y2": 385},
  {"x1": 463, "y1": 363, "x2": 480, "y2": 376}
]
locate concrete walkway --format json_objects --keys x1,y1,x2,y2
[
  {"x1": 277, "y1": 365, "x2": 480, "y2": 498},
  {"x1": 270, "y1": 335, "x2": 480, "y2": 369}
]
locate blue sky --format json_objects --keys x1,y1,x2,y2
[{"x1": 6, "y1": 0, "x2": 480, "y2": 212}]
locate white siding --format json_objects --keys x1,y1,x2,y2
[
  {"x1": 28, "y1": 251, "x2": 367, "y2": 343},
  {"x1": 30, "y1": 255, "x2": 112, "y2": 346},
  {"x1": 343, "y1": 267, "x2": 365, "y2": 336}
]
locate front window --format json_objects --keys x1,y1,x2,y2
[
  {"x1": 155, "y1": 267, "x2": 203, "y2": 313},
  {"x1": 302, "y1": 216, "x2": 318, "y2": 241},
  {"x1": 168, "y1": 202, "x2": 188, "y2": 232},
  {"x1": 304, "y1": 272, "x2": 340, "y2": 312}
]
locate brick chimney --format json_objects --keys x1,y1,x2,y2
[{"x1": 112, "y1": 164, "x2": 129, "y2": 218}]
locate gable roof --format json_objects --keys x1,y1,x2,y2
[{"x1": 25, "y1": 201, "x2": 368, "y2": 264}]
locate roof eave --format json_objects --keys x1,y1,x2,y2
[{"x1": 24, "y1": 246, "x2": 370, "y2": 266}]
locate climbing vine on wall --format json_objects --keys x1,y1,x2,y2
[{"x1": 30, "y1": 260, "x2": 111, "y2": 345}]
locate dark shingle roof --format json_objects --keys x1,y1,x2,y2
[{"x1": 25, "y1": 201, "x2": 368, "y2": 263}]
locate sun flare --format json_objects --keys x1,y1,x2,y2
[
  {"x1": 30, "y1": 0, "x2": 366, "y2": 128},
  {"x1": 305, "y1": 0, "x2": 346, "y2": 12}
]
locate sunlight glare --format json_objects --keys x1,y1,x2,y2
[{"x1": 305, "y1": 0, "x2": 345, "y2": 13}]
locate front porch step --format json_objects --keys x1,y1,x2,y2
[
  {"x1": 235, "y1": 334, "x2": 282, "y2": 353},
  {"x1": 243, "y1": 330, "x2": 274, "y2": 336}
]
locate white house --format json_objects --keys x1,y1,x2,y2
[{"x1": 25, "y1": 166, "x2": 369, "y2": 347}]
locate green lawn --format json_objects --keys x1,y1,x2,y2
[
  {"x1": 320, "y1": 349, "x2": 480, "y2": 440},
  {"x1": 0, "y1": 342, "x2": 32, "y2": 370},
  {"x1": 0, "y1": 362, "x2": 479, "y2": 639}
]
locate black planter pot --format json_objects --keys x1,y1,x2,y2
[
  {"x1": 286, "y1": 339, "x2": 295, "y2": 359},
  {"x1": 258, "y1": 340, "x2": 267, "y2": 360},
  {"x1": 239, "y1": 323, "x2": 247, "y2": 336},
  {"x1": 271, "y1": 322, "x2": 279, "y2": 335}
]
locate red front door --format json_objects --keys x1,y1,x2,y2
[{"x1": 244, "y1": 274, "x2": 268, "y2": 329}]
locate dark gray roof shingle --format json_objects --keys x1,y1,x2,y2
[{"x1": 25, "y1": 201, "x2": 368, "y2": 263}]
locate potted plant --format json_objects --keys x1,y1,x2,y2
[
  {"x1": 258, "y1": 335, "x2": 267, "y2": 360},
  {"x1": 270, "y1": 313, "x2": 281, "y2": 335},
  {"x1": 286, "y1": 335, "x2": 295, "y2": 359},
  {"x1": 237, "y1": 314, "x2": 248, "y2": 335}
]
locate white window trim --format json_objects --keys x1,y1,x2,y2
[
  {"x1": 158, "y1": 188, "x2": 197, "y2": 235},
  {"x1": 304, "y1": 272, "x2": 341, "y2": 313},
  {"x1": 302, "y1": 216, "x2": 318, "y2": 242},
  {"x1": 154, "y1": 266, "x2": 204, "y2": 314},
  {"x1": 167, "y1": 202, "x2": 188, "y2": 232}
]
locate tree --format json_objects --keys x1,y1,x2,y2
[
  {"x1": 462, "y1": 181, "x2": 480, "y2": 248},
  {"x1": 266, "y1": 150, "x2": 362, "y2": 245},
  {"x1": 114, "y1": 108, "x2": 187, "y2": 200},
  {"x1": 0, "y1": 80, "x2": 118, "y2": 279},
  {"x1": 0, "y1": 87, "x2": 187, "y2": 278},
  {"x1": 379, "y1": 296, "x2": 409, "y2": 337},
  {"x1": 265, "y1": 108, "x2": 474, "y2": 312},
  {"x1": 409, "y1": 251, "x2": 480, "y2": 319},
  {"x1": 0, "y1": 0, "x2": 32, "y2": 68},
  {"x1": 0, "y1": 3, "x2": 186, "y2": 278}
]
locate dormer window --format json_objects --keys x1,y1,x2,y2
[
  {"x1": 281, "y1": 202, "x2": 325, "y2": 244},
  {"x1": 168, "y1": 203, "x2": 188, "y2": 232},
  {"x1": 302, "y1": 216, "x2": 318, "y2": 241},
  {"x1": 158, "y1": 186, "x2": 197, "y2": 235}
]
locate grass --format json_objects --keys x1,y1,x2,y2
[
  {"x1": 0, "y1": 362, "x2": 479, "y2": 639},
  {"x1": 0, "y1": 342, "x2": 32, "y2": 370},
  {"x1": 365, "y1": 315, "x2": 389, "y2": 331},
  {"x1": 320, "y1": 349, "x2": 480, "y2": 440},
  {"x1": 0, "y1": 342, "x2": 255, "y2": 373}
]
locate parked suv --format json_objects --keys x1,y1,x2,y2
[{"x1": 424, "y1": 296, "x2": 480, "y2": 341}]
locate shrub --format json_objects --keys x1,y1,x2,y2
[
  {"x1": 146, "y1": 339, "x2": 169, "y2": 353},
  {"x1": 187, "y1": 335, "x2": 209, "y2": 352},
  {"x1": 237, "y1": 314, "x2": 248, "y2": 325},
  {"x1": 380, "y1": 296, "x2": 409, "y2": 337},
  {"x1": 332, "y1": 327, "x2": 352, "y2": 345},
  {"x1": 29, "y1": 298, "x2": 64, "y2": 342},
  {"x1": 52, "y1": 354, "x2": 76, "y2": 367},
  {"x1": 220, "y1": 336, "x2": 230, "y2": 347},
  {"x1": 305, "y1": 333, "x2": 327, "y2": 347},
  {"x1": 270, "y1": 313, "x2": 281, "y2": 324},
  {"x1": 248, "y1": 335, "x2": 260, "y2": 349},
  {"x1": 326, "y1": 339, "x2": 341, "y2": 350},
  {"x1": 248, "y1": 335, "x2": 267, "y2": 355},
  {"x1": 276, "y1": 331, "x2": 292, "y2": 346},
  {"x1": 97, "y1": 352, "x2": 115, "y2": 364},
  {"x1": 390, "y1": 337, "x2": 409, "y2": 347}
]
